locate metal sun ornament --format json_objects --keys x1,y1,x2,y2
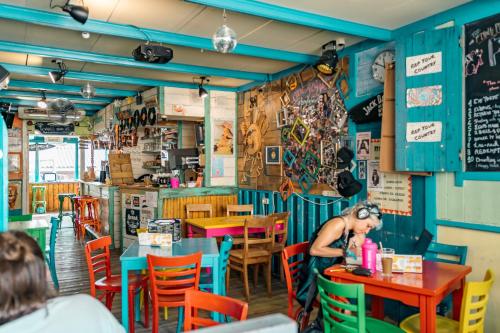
[{"x1": 212, "y1": 9, "x2": 237, "y2": 53}]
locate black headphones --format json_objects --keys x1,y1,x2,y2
[{"x1": 356, "y1": 203, "x2": 382, "y2": 220}]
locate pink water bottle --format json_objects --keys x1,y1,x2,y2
[{"x1": 362, "y1": 238, "x2": 377, "y2": 273}]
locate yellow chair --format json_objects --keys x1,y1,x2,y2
[{"x1": 400, "y1": 269, "x2": 495, "y2": 333}]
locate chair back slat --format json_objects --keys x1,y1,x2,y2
[
  {"x1": 84, "y1": 236, "x2": 112, "y2": 297},
  {"x1": 243, "y1": 216, "x2": 275, "y2": 257},
  {"x1": 147, "y1": 252, "x2": 202, "y2": 306},
  {"x1": 186, "y1": 204, "x2": 213, "y2": 219},
  {"x1": 269, "y1": 212, "x2": 290, "y2": 241},
  {"x1": 426, "y1": 242, "x2": 468, "y2": 265},
  {"x1": 226, "y1": 204, "x2": 253, "y2": 216},
  {"x1": 459, "y1": 269, "x2": 495, "y2": 333},
  {"x1": 184, "y1": 290, "x2": 248, "y2": 331}
]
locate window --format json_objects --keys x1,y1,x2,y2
[{"x1": 29, "y1": 136, "x2": 78, "y2": 182}]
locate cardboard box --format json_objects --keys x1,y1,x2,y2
[
  {"x1": 380, "y1": 137, "x2": 395, "y2": 172},
  {"x1": 381, "y1": 99, "x2": 395, "y2": 137}
]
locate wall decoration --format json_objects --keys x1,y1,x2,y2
[
  {"x1": 367, "y1": 160, "x2": 382, "y2": 190},
  {"x1": 370, "y1": 139, "x2": 381, "y2": 161},
  {"x1": 211, "y1": 156, "x2": 225, "y2": 177},
  {"x1": 280, "y1": 91, "x2": 291, "y2": 106},
  {"x1": 299, "y1": 67, "x2": 316, "y2": 83},
  {"x1": 8, "y1": 181, "x2": 22, "y2": 211},
  {"x1": 298, "y1": 173, "x2": 315, "y2": 193},
  {"x1": 320, "y1": 140, "x2": 337, "y2": 169},
  {"x1": 301, "y1": 150, "x2": 321, "y2": 177},
  {"x1": 125, "y1": 208, "x2": 140, "y2": 236},
  {"x1": 283, "y1": 149, "x2": 296, "y2": 167},
  {"x1": 406, "y1": 85, "x2": 443, "y2": 108},
  {"x1": 356, "y1": 42, "x2": 395, "y2": 97},
  {"x1": 405, "y1": 52, "x2": 442, "y2": 77},
  {"x1": 8, "y1": 153, "x2": 22, "y2": 177},
  {"x1": 406, "y1": 121, "x2": 442, "y2": 142},
  {"x1": 286, "y1": 75, "x2": 298, "y2": 91},
  {"x1": 34, "y1": 122, "x2": 75, "y2": 135},
  {"x1": 7, "y1": 127, "x2": 22, "y2": 153},
  {"x1": 265, "y1": 146, "x2": 281, "y2": 165},
  {"x1": 213, "y1": 119, "x2": 234, "y2": 155},
  {"x1": 358, "y1": 160, "x2": 367, "y2": 179},
  {"x1": 349, "y1": 93, "x2": 384, "y2": 124},
  {"x1": 368, "y1": 173, "x2": 412, "y2": 216},
  {"x1": 276, "y1": 107, "x2": 290, "y2": 128},
  {"x1": 290, "y1": 117, "x2": 310, "y2": 146},
  {"x1": 356, "y1": 132, "x2": 371, "y2": 160},
  {"x1": 317, "y1": 73, "x2": 335, "y2": 89}
]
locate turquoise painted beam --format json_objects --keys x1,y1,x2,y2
[
  {"x1": 0, "y1": 90, "x2": 111, "y2": 104},
  {"x1": 0, "y1": 3, "x2": 316, "y2": 64},
  {"x1": 185, "y1": 0, "x2": 392, "y2": 41},
  {"x1": 0, "y1": 40, "x2": 267, "y2": 81},
  {"x1": 0, "y1": 98, "x2": 101, "y2": 111},
  {"x1": 1, "y1": 63, "x2": 239, "y2": 92},
  {"x1": 9, "y1": 80, "x2": 135, "y2": 97}
]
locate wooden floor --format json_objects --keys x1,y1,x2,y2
[{"x1": 50, "y1": 214, "x2": 290, "y2": 332}]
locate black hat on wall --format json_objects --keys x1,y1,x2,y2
[
  {"x1": 337, "y1": 170, "x2": 362, "y2": 198},
  {"x1": 337, "y1": 147, "x2": 354, "y2": 169}
]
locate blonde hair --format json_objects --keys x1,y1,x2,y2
[{"x1": 341, "y1": 201, "x2": 382, "y2": 229}]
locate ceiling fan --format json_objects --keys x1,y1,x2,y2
[{"x1": 47, "y1": 98, "x2": 79, "y2": 124}]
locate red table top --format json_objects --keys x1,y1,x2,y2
[{"x1": 324, "y1": 261, "x2": 471, "y2": 297}]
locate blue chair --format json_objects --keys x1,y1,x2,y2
[
  {"x1": 46, "y1": 217, "x2": 59, "y2": 290},
  {"x1": 425, "y1": 242, "x2": 468, "y2": 316},
  {"x1": 200, "y1": 235, "x2": 233, "y2": 296}
]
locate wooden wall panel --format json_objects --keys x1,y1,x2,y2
[
  {"x1": 162, "y1": 194, "x2": 238, "y2": 219},
  {"x1": 28, "y1": 182, "x2": 79, "y2": 213}
]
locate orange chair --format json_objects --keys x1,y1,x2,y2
[
  {"x1": 74, "y1": 196, "x2": 101, "y2": 240},
  {"x1": 183, "y1": 290, "x2": 248, "y2": 331},
  {"x1": 282, "y1": 241, "x2": 310, "y2": 319},
  {"x1": 85, "y1": 236, "x2": 148, "y2": 333},
  {"x1": 147, "y1": 252, "x2": 202, "y2": 333}
]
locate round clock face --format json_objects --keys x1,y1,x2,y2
[{"x1": 372, "y1": 50, "x2": 395, "y2": 83}]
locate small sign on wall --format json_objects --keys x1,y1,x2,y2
[
  {"x1": 406, "y1": 52, "x2": 442, "y2": 77},
  {"x1": 406, "y1": 122, "x2": 442, "y2": 142},
  {"x1": 406, "y1": 85, "x2": 443, "y2": 108}
]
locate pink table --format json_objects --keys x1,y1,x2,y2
[{"x1": 185, "y1": 215, "x2": 283, "y2": 238}]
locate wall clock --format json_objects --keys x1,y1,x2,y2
[{"x1": 372, "y1": 50, "x2": 395, "y2": 83}]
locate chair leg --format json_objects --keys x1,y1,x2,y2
[
  {"x1": 264, "y1": 260, "x2": 272, "y2": 297},
  {"x1": 243, "y1": 264, "x2": 250, "y2": 301},
  {"x1": 176, "y1": 306, "x2": 184, "y2": 333},
  {"x1": 152, "y1": 302, "x2": 159, "y2": 333},
  {"x1": 143, "y1": 285, "x2": 149, "y2": 328},
  {"x1": 253, "y1": 264, "x2": 259, "y2": 288},
  {"x1": 279, "y1": 256, "x2": 285, "y2": 282},
  {"x1": 128, "y1": 290, "x2": 135, "y2": 333},
  {"x1": 105, "y1": 292, "x2": 112, "y2": 310},
  {"x1": 226, "y1": 265, "x2": 231, "y2": 294}
]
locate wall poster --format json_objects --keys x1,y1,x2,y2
[
  {"x1": 356, "y1": 132, "x2": 371, "y2": 160},
  {"x1": 368, "y1": 173, "x2": 412, "y2": 216},
  {"x1": 125, "y1": 208, "x2": 140, "y2": 236},
  {"x1": 406, "y1": 122, "x2": 442, "y2": 142},
  {"x1": 213, "y1": 119, "x2": 234, "y2": 156},
  {"x1": 405, "y1": 52, "x2": 442, "y2": 77},
  {"x1": 8, "y1": 180, "x2": 22, "y2": 212},
  {"x1": 406, "y1": 85, "x2": 443, "y2": 108}
]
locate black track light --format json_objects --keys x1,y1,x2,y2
[
  {"x1": 0, "y1": 65, "x2": 10, "y2": 90},
  {"x1": 37, "y1": 90, "x2": 47, "y2": 109},
  {"x1": 315, "y1": 40, "x2": 339, "y2": 75},
  {"x1": 51, "y1": 1, "x2": 89, "y2": 25},
  {"x1": 49, "y1": 59, "x2": 68, "y2": 83},
  {"x1": 198, "y1": 76, "x2": 209, "y2": 99}
]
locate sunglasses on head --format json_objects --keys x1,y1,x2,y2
[{"x1": 356, "y1": 204, "x2": 382, "y2": 221}]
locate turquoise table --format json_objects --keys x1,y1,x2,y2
[{"x1": 120, "y1": 238, "x2": 220, "y2": 333}]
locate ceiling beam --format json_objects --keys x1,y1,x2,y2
[
  {"x1": 0, "y1": 90, "x2": 112, "y2": 104},
  {"x1": 1, "y1": 63, "x2": 239, "y2": 92},
  {"x1": 185, "y1": 0, "x2": 393, "y2": 41},
  {"x1": 0, "y1": 98, "x2": 102, "y2": 111},
  {"x1": 9, "y1": 80, "x2": 136, "y2": 97},
  {"x1": 0, "y1": 40, "x2": 267, "y2": 81},
  {"x1": 0, "y1": 3, "x2": 316, "y2": 64}
]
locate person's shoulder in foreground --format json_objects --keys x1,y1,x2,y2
[{"x1": 0, "y1": 294, "x2": 125, "y2": 333}]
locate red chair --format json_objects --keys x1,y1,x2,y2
[
  {"x1": 85, "y1": 236, "x2": 148, "y2": 333},
  {"x1": 147, "y1": 252, "x2": 202, "y2": 333},
  {"x1": 75, "y1": 196, "x2": 101, "y2": 240},
  {"x1": 183, "y1": 290, "x2": 248, "y2": 331}
]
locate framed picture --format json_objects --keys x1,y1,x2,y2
[
  {"x1": 280, "y1": 91, "x2": 291, "y2": 107},
  {"x1": 290, "y1": 117, "x2": 310, "y2": 146},
  {"x1": 276, "y1": 107, "x2": 289, "y2": 128},
  {"x1": 320, "y1": 140, "x2": 338, "y2": 169},
  {"x1": 8, "y1": 153, "x2": 22, "y2": 179},
  {"x1": 299, "y1": 66, "x2": 316, "y2": 83},
  {"x1": 286, "y1": 75, "x2": 298, "y2": 91},
  {"x1": 265, "y1": 146, "x2": 281, "y2": 165},
  {"x1": 8, "y1": 180, "x2": 22, "y2": 211},
  {"x1": 317, "y1": 72, "x2": 335, "y2": 89}
]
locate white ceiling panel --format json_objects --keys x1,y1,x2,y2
[
  {"x1": 258, "y1": 0, "x2": 472, "y2": 29},
  {"x1": 0, "y1": 19, "x2": 26, "y2": 42},
  {"x1": 24, "y1": 25, "x2": 101, "y2": 52},
  {"x1": 287, "y1": 31, "x2": 364, "y2": 54},
  {"x1": 0, "y1": 51, "x2": 28, "y2": 65}
]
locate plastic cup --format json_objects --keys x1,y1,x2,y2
[{"x1": 381, "y1": 248, "x2": 395, "y2": 276}]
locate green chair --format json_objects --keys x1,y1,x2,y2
[
  {"x1": 8, "y1": 214, "x2": 33, "y2": 222},
  {"x1": 46, "y1": 216, "x2": 59, "y2": 290},
  {"x1": 316, "y1": 271, "x2": 404, "y2": 333},
  {"x1": 31, "y1": 185, "x2": 47, "y2": 214},
  {"x1": 58, "y1": 193, "x2": 76, "y2": 229}
]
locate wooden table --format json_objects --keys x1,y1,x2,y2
[
  {"x1": 9, "y1": 217, "x2": 49, "y2": 250},
  {"x1": 185, "y1": 215, "x2": 283, "y2": 238},
  {"x1": 324, "y1": 261, "x2": 471, "y2": 333}
]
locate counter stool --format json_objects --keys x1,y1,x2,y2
[
  {"x1": 31, "y1": 185, "x2": 47, "y2": 214},
  {"x1": 58, "y1": 193, "x2": 76, "y2": 229},
  {"x1": 74, "y1": 196, "x2": 101, "y2": 240}
]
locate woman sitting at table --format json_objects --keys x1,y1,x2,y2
[
  {"x1": 296, "y1": 201, "x2": 382, "y2": 330},
  {"x1": 0, "y1": 231, "x2": 124, "y2": 333}
]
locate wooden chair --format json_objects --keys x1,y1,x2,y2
[
  {"x1": 227, "y1": 216, "x2": 275, "y2": 301},
  {"x1": 183, "y1": 290, "x2": 248, "y2": 331},
  {"x1": 269, "y1": 212, "x2": 290, "y2": 279},
  {"x1": 147, "y1": 251, "x2": 202, "y2": 333},
  {"x1": 282, "y1": 241, "x2": 309, "y2": 319},
  {"x1": 317, "y1": 272, "x2": 405, "y2": 333},
  {"x1": 186, "y1": 203, "x2": 213, "y2": 218},
  {"x1": 226, "y1": 204, "x2": 254, "y2": 216},
  {"x1": 85, "y1": 236, "x2": 148, "y2": 333},
  {"x1": 400, "y1": 269, "x2": 495, "y2": 333}
]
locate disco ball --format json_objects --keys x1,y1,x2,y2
[
  {"x1": 212, "y1": 24, "x2": 237, "y2": 53},
  {"x1": 80, "y1": 82, "x2": 96, "y2": 99}
]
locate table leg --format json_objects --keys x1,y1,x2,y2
[
  {"x1": 452, "y1": 279, "x2": 465, "y2": 321},
  {"x1": 187, "y1": 224, "x2": 194, "y2": 238},
  {"x1": 371, "y1": 296, "x2": 384, "y2": 319},
  {"x1": 425, "y1": 297, "x2": 437, "y2": 333},
  {"x1": 121, "y1": 262, "x2": 130, "y2": 333},
  {"x1": 419, "y1": 295, "x2": 428, "y2": 333}
]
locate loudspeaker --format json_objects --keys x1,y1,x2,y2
[{"x1": 132, "y1": 44, "x2": 173, "y2": 64}]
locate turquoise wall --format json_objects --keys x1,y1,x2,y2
[{"x1": 0, "y1": 120, "x2": 7, "y2": 231}]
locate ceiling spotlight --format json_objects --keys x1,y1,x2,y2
[
  {"x1": 51, "y1": 1, "x2": 89, "y2": 24},
  {"x1": 198, "y1": 76, "x2": 209, "y2": 99},
  {"x1": 212, "y1": 9, "x2": 237, "y2": 53},
  {"x1": 49, "y1": 59, "x2": 68, "y2": 83},
  {"x1": 81, "y1": 82, "x2": 96, "y2": 99},
  {"x1": 315, "y1": 40, "x2": 339, "y2": 75},
  {"x1": 37, "y1": 90, "x2": 47, "y2": 109},
  {"x1": 81, "y1": 31, "x2": 90, "y2": 39},
  {"x1": 0, "y1": 65, "x2": 10, "y2": 90}
]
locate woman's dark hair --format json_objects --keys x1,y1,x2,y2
[{"x1": 0, "y1": 231, "x2": 54, "y2": 325}]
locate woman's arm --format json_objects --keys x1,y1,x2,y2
[{"x1": 309, "y1": 218, "x2": 345, "y2": 258}]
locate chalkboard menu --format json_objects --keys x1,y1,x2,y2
[{"x1": 465, "y1": 13, "x2": 500, "y2": 171}]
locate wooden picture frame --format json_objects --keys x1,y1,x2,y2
[
  {"x1": 299, "y1": 66, "x2": 316, "y2": 83},
  {"x1": 276, "y1": 107, "x2": 290, "y2": 128},
  {"x1": 265, "y1": 146, "x2": 281, "y2": 165},
  {"x1": 317, "y1": 72, "x2": 335, "y2": 89},
  {"x1": 290, "y1": 117, "x2": 310, "y2": 146},
  {"x1": 280, "y1": 91, "x2": 291, "y2": 107}
]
